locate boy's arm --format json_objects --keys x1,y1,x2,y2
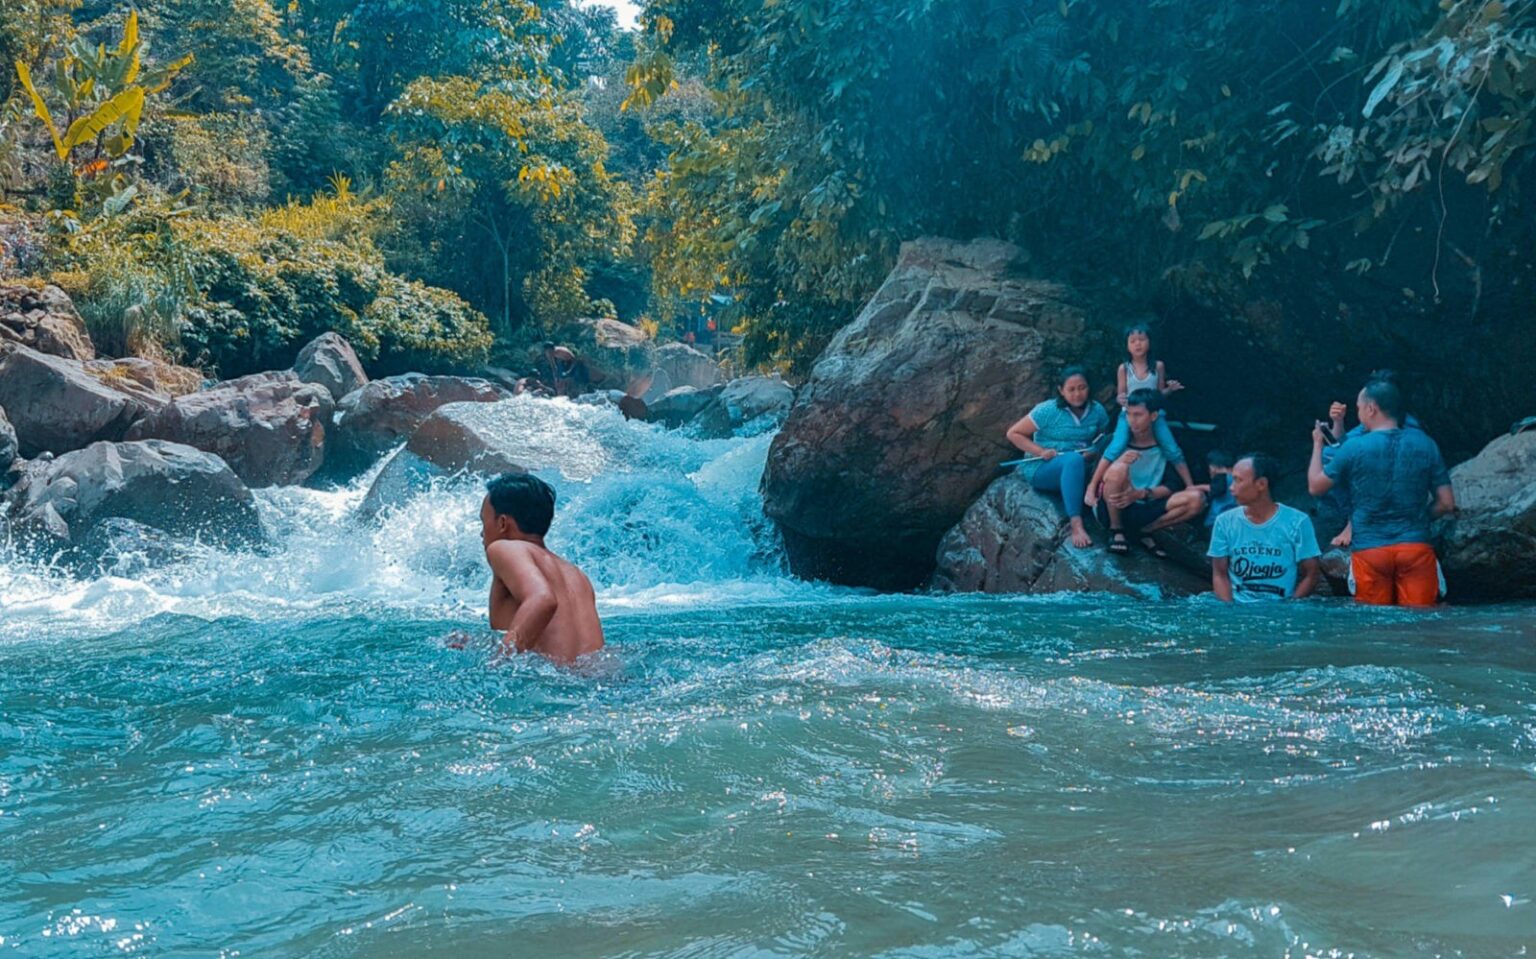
[{"x1": 486, "y1": 542, "x2": 560, "y2": 654}]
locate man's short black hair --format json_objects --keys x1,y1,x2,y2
[
  {"x1": 1125, "y1": 387, "x2": 1163, "y2": 413},
  {"x1": 1238, "y1": 452, "x2": 1280, "y2": 490},
  {"x1": 1361, "y1": 377, "x2": 1404, "y2": 421},
  {"x1": 1206, "y1": 449, "x2": 1235, "y2": 469},
  {"x1": 486, "y1": 472, "x2": 556, "y2": 535}
]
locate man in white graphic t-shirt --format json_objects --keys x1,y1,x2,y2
[{"x1": 1208, "y1": 453, "x2": 1321, "y2": 602}]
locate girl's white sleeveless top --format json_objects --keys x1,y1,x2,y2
[{"x1": 1124, "y1": 361, "x2": 1158, "y2": 395}]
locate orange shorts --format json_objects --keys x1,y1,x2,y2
[{"x1": 1351, "y1": 543, "x2": 1440, "y2": 607}]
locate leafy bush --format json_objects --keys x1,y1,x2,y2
[{"x1": 47, "y1": 192, "x2": 492, "y2": 376}]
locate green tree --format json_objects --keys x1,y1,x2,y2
[{"x1": 384, "y1": 74, "x2": 634, "y2": 339}]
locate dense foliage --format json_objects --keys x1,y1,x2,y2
[
  {"x1": 1, "y1": 0, "x2": 651, "y2": 377},
  {"x1": 630, "y1": 0, "x2": 1535, "y2": 384}
]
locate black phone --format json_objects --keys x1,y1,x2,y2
[{"x1": 1316, "y1": 421, "x2": 1339, "y2": 446}]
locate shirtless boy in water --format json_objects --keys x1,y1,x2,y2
[{"x1": 479, "y1": 473, "x2": 604, "y2": 663}]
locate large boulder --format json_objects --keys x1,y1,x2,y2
[
  {"x1": 125, "y1": 375, "x2": 335, "y2": 487},
  {"x1": 0, "y1": 406, "x2": 16, "y2": 474},
  {"x1": 0, "y1": 282, "x2": 94, "y2": 360},
  {"x1": 0, "y1": 344, "x2": 147, "y2": 457},
  {"x1": 294, "y1": 332, "x2": 368, "y2": 399},
  {"x1": 761, "y1": 237, "x2": 1100, "y2": 589},
  {"x1": 649, "y1": 385, "x2": 724, "y2": 429},
  {"x1": 5, "y1": 440, "x2": 262, "y2": 559},
  {"x1": 930, "y1": 477, "x2": 1209, "y2": 597},
  {"x1": 357, "y1": 398, "x2": 628, "y2": 519},
  {"x1": 695, "y1": 375, "x2": 795, "y2": 437},
  {"x1": 329, "y1": 374, "x2": 508, "y2": 474},
  {"x1": 1437, "y1": 428, "x2": 1536, "y2": 600},
  {"x1": 655, "y1": 341, "x2": 721, "y2": 390},
  {"x1": 552, "y1": 317, "x2": 657, "y2": 393}
]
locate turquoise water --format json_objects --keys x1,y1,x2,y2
[{"x1": 2, "y1": 399, "x2": 1534, "y2": 957}]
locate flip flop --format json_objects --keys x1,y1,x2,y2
[
  {"x1": 1138, "y1": 535, "x2": 1170, "y2": 560},
  {"x1": 1108, "y1": 529, "x2": 1130, "y2": 555}
]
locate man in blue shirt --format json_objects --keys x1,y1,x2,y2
[
  {"x1": 1307, "y1": 377, "x2": 1456, "y2": 606},
  {"x1": 1209, "y1": 453, "x2": 1321, "y2": 601}
]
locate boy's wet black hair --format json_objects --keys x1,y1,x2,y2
[
  {"x1": 486, "y1": 472, "x2": 556, "y2": 536},
  {"x1": 1124, "y1": 387, "x2": 1163, "y2": 413},
  {"x1": 1206, "y1": 449, "x2": 1235, "y2": 469}
]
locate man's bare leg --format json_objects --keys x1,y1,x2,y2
[{"x1": 1101, "y1": 460, "x2": 1133, "y2": 531}]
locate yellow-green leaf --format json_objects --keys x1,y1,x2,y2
[
  {"x1": 118, "y1": 10, "x2": 141, "y2": 85},
  {"x1": 1131, "y1": 144, "x2": 1146, "y2": 161},
  {"x1": 62, "y1": 86, "x2": 145, "y2": 155},
  {"x1": 15, "y1": 61, "x2": 65, "y2": 159}
]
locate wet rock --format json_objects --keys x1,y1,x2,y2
[
  {"x1": 655, "y1": 342, "x2": 721, "y2": 390},
  {"x1": 930, "y1": 477, "x2": 1209, "y2": 597},
  {"x1": 0, "y1": 282, "x2": 94, "y2": 360},
  {"x1": 5, "y1": 440, "x2": 262, "y2": 558},
  {"x1": 649, "y1": 385, "x2": 723, "y2": 429},
  {"x1": 0, "y1": 406, "x2": 16, "y2": 474},
  {"x1": 294, "y1": 332, "x2": 368, "y2": 399},
  {"x1": 80, "y1": 517, "x2": 192, "y2": 576},
  {"x1": 1437, "y1": 428, "x2": 1536, "y2": 600},
  {"x1": 329, "y1": 373, "x2": 508, "y2": 476},
  {"x1": 1319, "y1": 547, "x2": 1352, "y2": 597},
  {"x1": 0, "y1": 344, "x2": 146, "y2": 457},
  {"x1": 125, "y1": 376, "x2": 334, "y2": 488},
  {"x1": 762, "y1": 237, "x2": 1100, "y2": 589},
  {"x1": 357, "y1": 399, "x2": 624, "y2": 519},
  {"x1": 695, "y1": 375, "x2": 795, "y2": 437}
]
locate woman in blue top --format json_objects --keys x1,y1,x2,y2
[{"x1": 1004, "y1": 366, "x2": 1111, "y2": 548}]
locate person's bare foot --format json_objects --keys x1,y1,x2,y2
[{"x1": 1068, "y1": 518, "x2": 1093, "y2": 549}]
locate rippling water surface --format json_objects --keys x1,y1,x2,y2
[{"x1": 2, "y1": 399, "x2": 1533, "y2": 957}]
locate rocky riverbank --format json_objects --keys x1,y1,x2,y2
[{"x1": 3, "y1": 255, "x2": 1532, "y2": 602}]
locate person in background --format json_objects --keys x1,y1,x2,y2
[
  {"x1": 1084, "y1": 388, "x2": 1205, "y2": 557},
  {"x1": 1307, "y1": 376, "x2": 1456, "y2": 607},
  {"x1": 1209, "y1": 453, "x2": 1321, "y2": 602},
  {"x1": 543, "y1": 342, "x2": 590, "y2": 398},
  {"x1": 1316, "y1": 371, "x2": 1425, "y2": 548},
  {"x1": 1116, "y1": 323, "x2": 1185, "y2": 408},
  {"x1": 1004, "y1": 365, "x2": 1111, "y2": 549},
  {"x1": 1203, "y1": 449, "x2": 1239, "y2": 529}
]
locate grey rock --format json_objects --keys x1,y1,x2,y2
[
  {"x1": 6, "y1": 440, "x2": 262, "y2": 559},
  {"x1": 930, "y1": 476, "x2": 1209, "y2": 597},
  {"x1": 294, "y1": 332, "x2": 368, "y2": 399},
  {"x1": 125, "y1": 376, "x2": 334, "y2": 488},
  {"x1": 0, "y1": 344, "x2": 145, "y2": 457},
  {"x1": 329, "y1": 374, "x2": 508, "y2": 476},
  {"x1": 762, "y1": 237, "x2": 1099, "y2": 589},
  {"x1": 0, "y1": 282, "x2": 94, "y2": 360},
  {"x1": 1437, "y1": 429, "x2": 1536, "y2": 600}
]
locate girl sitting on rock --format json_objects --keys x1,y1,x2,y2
[{"x1": 1005, "y1": 366, "x2": 1111, "y2": 549}]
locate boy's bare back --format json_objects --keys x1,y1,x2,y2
[{"x1": 486, "y1": 540, "x2": 604, "y2": 663}]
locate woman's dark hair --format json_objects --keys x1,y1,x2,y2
[
  {"x1": 1123, "y1": 322, "x2": 1157, "y2": 368},
  {"x1": 1054, "y1": 365, "x2": 1092, "y2": 409},
  {"x1": 486, "y1": 472, "x2": 556, "y2": 536}
]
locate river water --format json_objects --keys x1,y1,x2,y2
[{"x1": 2, "y1": 398, "x2": 1533, "y2": 957}]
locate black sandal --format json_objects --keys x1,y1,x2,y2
[
  {"x1": 1108, "y1": 529, "x2": 1130, "y2": 555},
  {"x1": 1138, "y1": 535, "x2": 1170, "y2": 559}
]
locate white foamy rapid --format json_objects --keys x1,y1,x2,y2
[{"x1": 0, "y1": 396, "x2": 838, "y2": 642}]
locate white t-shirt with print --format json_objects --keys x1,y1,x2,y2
[{"x1": 1207, "y1": 504, "x2": 1322, "y2": 602}]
